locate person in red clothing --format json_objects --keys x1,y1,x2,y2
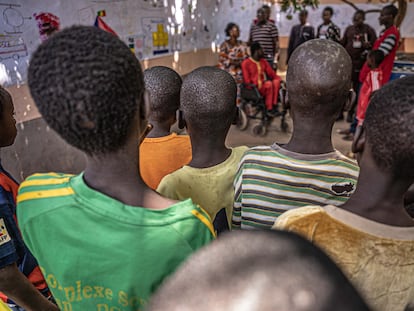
[
  {"x1": 241, "y1": 42, "x2": 281, "y2": 115},
  {"x1": 357, "y1": 50, "x2": 384, "y2": 126},
  {"x1": 359, "y1": 4, "x2": 400, "y2": 84}
]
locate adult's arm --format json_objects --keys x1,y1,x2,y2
[
  {"x1": 287, "y1": 27, "x2": 295, "y2": 63},
  {"x1": 378, "y1": 33, "x2": 397, "y2": 56},
  {"x1": 316, "y1": 24, "x2": 321, "y2": 38},
  {"x1": 218, "y1": 42, "x2": 229, "y2": 69},
  {"x1": 309, "y1": 26, "x2": 315, "y2": 40},
  {"x1": 331, "y1": 24, "x2": 341, "y2": 43},
  {"x1": 247, "y1": 24, "x2": 253, "y2": 46},
  {"x1": 272, "y1": 24, "x2": 280, "y2": 55},
  {"x1": 340, "y1": 27, "x2": 349, "y2": 47},
  {"x1": 367, "y1": 26, "x2": 377, "y2": 47},
  {"x1": 263, "y1": 60, "x2": 276, "y2": 80},
  {"x1": 241, "y1": 60, "x2": 255, "y2": 85},
  {"x1": 0, "y1": 263, "x2": 58, "y2": 311}
]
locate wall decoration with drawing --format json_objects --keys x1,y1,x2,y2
[{"x1": 0, "y1": 0, "x2": 231, "y2": 86}]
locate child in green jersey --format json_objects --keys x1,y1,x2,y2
[{"x1": 17, "y1": 26, "x2": 214, "y2": 311}]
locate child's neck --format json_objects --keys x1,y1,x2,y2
[
  {"x1": 146, "y1": 121, "x2": 171, "y2": 138},
  {"x1": 341, "y1": 152, "x2": 414, "y2": 227},
  {"x1": 84, "y1": 147, "x2": 142, "y2": 192},
  {"x1": 283, "y1": 116, "x2": 335, "y2": 154},
  {"x1": 83, "y1": 145, "x2": 175, "y2": 209},
  {"x1": 188, "y1": 134, "x2": 231, "y2": 168}
]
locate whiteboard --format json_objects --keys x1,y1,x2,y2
[{"x1": 1, "y1": 0, "x2": 413, "y2": 86}]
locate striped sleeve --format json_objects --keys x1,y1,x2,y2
[
  {"x1": 378, "y1": 34, "x2": 397, "y2": 56},
  {"x1": 270, "y1": 23, "x2": 279, "y2": 39},
  {"x1": 232, "y1": 155, "x2": 246, "y2": 230},
  {"x1": 17, "y1": 173, "x2": 74, "y2": 204}
]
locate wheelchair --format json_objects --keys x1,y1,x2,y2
[{"x1": 236, "y1": 81, "x2": 288, "y2": 136}]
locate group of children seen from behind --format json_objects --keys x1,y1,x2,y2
[{"x1": 0, "y1": 24, "x2": 413, "y2": 311}]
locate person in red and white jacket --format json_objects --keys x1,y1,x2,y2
[{"x1": 357, "y1": 50, "x2": 384, "y2": 125}]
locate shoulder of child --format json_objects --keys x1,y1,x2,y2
[
  {"x1": 232, "y1": 145, "x2": 249, "y2": 157},
  {"x1": 273, "y1": 205, "x2": 326, "y2": 230},
  {"x1": 156, "y1": 171, "x2": 182, "y2": 200},
  {"x1": 19, "y1": 172, "x2": 73, "y2": 194}
]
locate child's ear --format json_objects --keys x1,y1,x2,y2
[
  {"x1": 178, "y1": 110, "x2": 186, "y2": 129},
  {"x1": 232, "y1": 106, "x2": 239, "y2": 125},
  {"x1": 344, "y1": 89, "x2": 356, "y2": 112},
  {"x1": 141, "y1": 91, "x2": 151, "y2": 121},
  {"x1": 352, "y1": 125, "x2": 365, "y2": 155},
  {"x1": 284, "y1": 90, "x2": 290, "y2": 110}
]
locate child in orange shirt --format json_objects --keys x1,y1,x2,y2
[{"x1": 139, "y1": 66, "x2": 192, "y2": 189}]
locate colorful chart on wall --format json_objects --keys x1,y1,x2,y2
[
  {"x1": 1, "y1": 0, "x2": 414, "y2": 86},
  {"x1": 0, "y1": 0, "x2": 225, "y2": 86}
]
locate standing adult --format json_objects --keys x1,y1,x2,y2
[
  {"x1": 317, "y1": 7, "x2": 341, "y2": 43},
  {"x1": 341, "y1": 10, "x2": 377, "y2": 122},
  {"x1": 248, "y1": 7, "x2": 279, "y2": 68},
  {"x1": 359, "y1": 4, "x2": 400, "y2": 84},
  {"x1": 253, "y1": 5, "x2": 275, "y2": 25},
  {"x1": 287, "y1": 10, "x2": 315, "y2": 63},
  {"x1": 262, "y1": 5, "x2": 275, "y2": 24},
  {"x1": 218, "y1": 23, "x2": 249, "y2": 105}
]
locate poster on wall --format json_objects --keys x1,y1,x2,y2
[
  {"x1": 0, "y1": 0, "x2": 217, "y2": 86},
  {"x1": 0, "y1": 3, "x2": 35, "y2": 85}
]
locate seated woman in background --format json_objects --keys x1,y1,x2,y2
[{"x1": 218, "y1": 22, "x2": 249, "y2": 105}]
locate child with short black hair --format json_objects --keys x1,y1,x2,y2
[
  {"x1": 140, "y1": 66, "x2": 192, "y2": 190},
  {"x1": 147, "y1": 230, "x2": 370, "y2": 311},
  {"x1": 275, "y1": 76, "x2": 414, "y2": 311},
  {"x1": 17, "y1": 26, "x2": 214, "y2": 310},
  {"x1": 356, "y1": 49, "x2": 384, "y2": 126},
  {"x1": 157, "y1": 66, "x2": 248, "y2": 233},
  {"x1": 233, "y1": 39, "x2": 359, "y2": 230},
  {"x1": 0, "y1": 87, "x2": 57, "y2": 311}
]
